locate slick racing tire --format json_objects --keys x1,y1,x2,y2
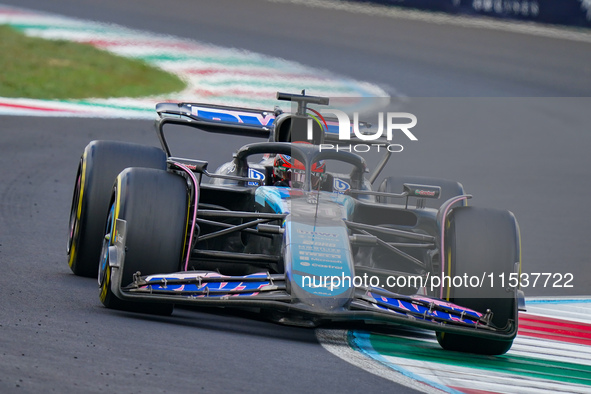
[
  {"x1": 99, "y1": 168, "x2": 188, "y2": 315},
  {"x1": 436, "y1": 206, "x2": 521, "y2": 355},
  {"x1": 67, "y1": 141, "x2": 166, "y2": 277},
  {"x1": 378, "y1": 175, "x2": 466, "y2": 209}
]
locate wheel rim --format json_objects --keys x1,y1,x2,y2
[{"x1": 98, "y1": 202, "x2": 115, "y2": 286}]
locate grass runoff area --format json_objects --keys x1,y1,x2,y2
[{"x1": 0, "y1": 25, "x2": 186, "y2": 100}]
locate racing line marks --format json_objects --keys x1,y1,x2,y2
[
  {"x1": 0, "y1": 5, "x2": 387, "y2": 118},
  {"x1": 316, "y1": 329, "x2": 450, "y2": 394},
  {"x1": 319, "y1": 298, "x2": 591, "y2": 394}
]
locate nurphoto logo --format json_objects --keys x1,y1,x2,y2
[{"x1": 308, "y1": 109, "x2": 418, "y2": 153}]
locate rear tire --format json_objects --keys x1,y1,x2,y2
[
  {"x1": 436, "y1": 206, "x2": 521, "y2": 355},
  {"x1": 378, "y1": 175, "x2": 465, "y2": 209},
  {"x1": 99, "y1": 168, "x2": 188, "y2": 315},
  {"x1": 67, "y1": 141, "x2": 166, "y2": 277}
]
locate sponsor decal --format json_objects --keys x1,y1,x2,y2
[
  {"x1": 333, "y1": 178, "x2": 350, "y2": 194},
  {"x1": 414, "y1": 189, "x2": 436, "y2": 197},
  {"x1": 403, "y1": 184, "x2": 441, "y2": 199},
  {"x1": 296, "y1": 229, "x2": 339, "y2": 238},
  {"x1": 191, "y1": 107, "x2": 275, "y2": 126},
  {"x1": 247, "y1": 168, "x2": 265, "y2": 186}
]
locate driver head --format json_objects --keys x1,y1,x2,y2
[{"x1": 273, "y1": 154, "x2": 325, "y2": 189}]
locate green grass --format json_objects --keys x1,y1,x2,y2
[{"x1": 0, "y1": 25, "x2": 186, "y2": 100}]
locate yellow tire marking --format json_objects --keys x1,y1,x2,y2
[
  {"x1": 68, "y1": 153, "x2": 87, "y2": 268},
  {"x1": 112, "y1": 175, "x2": 122, "y2": 238},
  {"x1": 101, "y1": 175, "x2": 122, "y2": 304},
  {"x1": 99, "y1": 265, "x2": 110, "y2": 303}
]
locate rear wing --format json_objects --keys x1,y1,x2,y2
[
  {"x1": 155, "y1": 102, "x2": 275, "y2": 156},
  {"x1": 156, "y1": 100, "x2": 376, "y2": 152},
  {"x1": 155, "y1": 92, "x2": 392, "y2": 184}
]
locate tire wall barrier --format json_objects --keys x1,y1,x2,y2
[{"x1": 354, "y1": 0, "x2": 591, "y2": 28}]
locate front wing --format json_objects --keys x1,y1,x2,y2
[
  {"x1": 107, "y1": 220, "x2": 516, "y2": 341},
  {"x1": 108, "y1": 269, "x2": 516, "y2": 342}
]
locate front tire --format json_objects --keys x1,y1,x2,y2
[
  {"x1": 436, "y1": 206, "x2": 521, "y2": 355},
  {"x1": 67, "y1": 141, "x2": 166, "y2": 277},
  {"x1": 99, "y1": 168, "x2": 188, "y2": 315}
]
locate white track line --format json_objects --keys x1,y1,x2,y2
[
  {"x1": 266, "y1": 0, "x2": 591, "y2": 44},
  {"x1": 317, "y1": 299, "x2": 591, "y2": 394},
  {"x1": 316, "y1": 329, "x2": 452, "y2": 394},
  {"x1": 0, "y1": 5, "x2": 389, "y2": 118}
]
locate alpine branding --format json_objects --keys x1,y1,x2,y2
[
  {"x1": 333, "y1": 178, "x2": 350, "y2": 193},
  {"x1": 248, "y1": 168, "x2": 266, "y2": 186},
  {"x1": 192, "y1": 107, "x2": 275, "y2": 126}
]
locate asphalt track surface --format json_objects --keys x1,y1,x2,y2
[{"x1": 1, "y1": 0, "x2": 590, "y2": 392}]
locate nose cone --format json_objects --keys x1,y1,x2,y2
[{"x1": 285, "y1": 221, "x2": 355, "y2": 311}]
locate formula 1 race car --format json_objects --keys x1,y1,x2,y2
[{"x1": 67, "y1": 92, "x2": 524, "y2": 355}]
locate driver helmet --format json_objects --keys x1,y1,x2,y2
[{"x1": 273, "y1": 154, "x2": 325, "y2": 188}]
